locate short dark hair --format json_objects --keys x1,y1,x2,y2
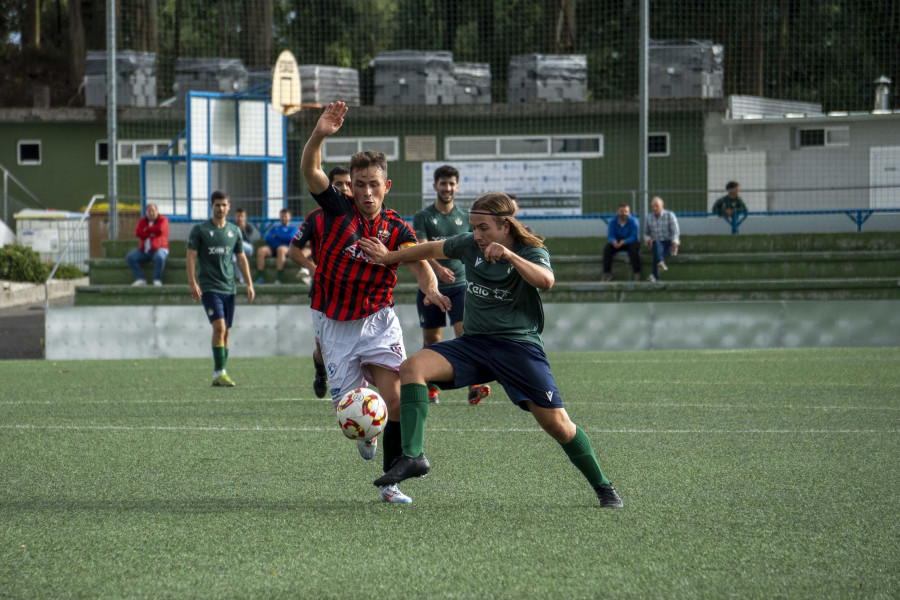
[
  {"x1": 617, "y1": 203, "x2": 629, "y2": 209},
  {"x1": 279, "y1": 208, "x2": 290, "y2": 217},
  {"x1": 350, "y1": 150, "x2": 388, "y2": 180},
  {"x1": 234, "y1": 207, "x2": 245, "y2": 215},
  {"x1": 328, "y1": 165, "x2": 350, "y2": 184},
  {"x1": 433, "y1": 164, "x2": 459, "y2": 183},
  {"x1": 211, "y1": 190, "x2": 229, "y2": 203},
  {"x1": 726, "y1": 181, "x2": 740, "y2": 191}
]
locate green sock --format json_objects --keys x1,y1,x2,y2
[
  {"x1": 275, "y1": 269, "x2": 284, "y2": 282},
  {"x1": 212, "y1": 345, "x2": 226, "y2": 372},
  {"x1": 224, "y1": 348, "x2": 229, "y2": 366},
  {"x1": 560, "y1": 426, "x2": 610, "y2": 487},
  {"x1": 400, "y1": 383, "x2": 429, "y2": 456},
  {"x1": 256, "y1": 268, "x2": 266, "y2": 280}
]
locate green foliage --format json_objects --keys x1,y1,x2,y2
[
  {"x1": 0, "y1": 244, "x2": 83, "y2": 282},
  {"x1": 0, "y1": 244, "x2": 48, "y2": 283}
]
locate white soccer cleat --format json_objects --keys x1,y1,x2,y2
[
  {"x1": 131, "y1": 279, "x2": 147, "y2": 287},
  {"x1": 380, "y1": 483, "x2": 412, "y2": 504},
  {"x1": 357, "y1": 436, "x2": 377, "y2": 460}
]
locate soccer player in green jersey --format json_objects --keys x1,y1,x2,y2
[
  {"x1": 358, "y1": 191, "x2": 623, "y2": 508},
  {"x1": 187, "y1": 190, "x2": 256, "y2": 387},
  {"x1": 412, "y1": 164, "x2": 490, "y2": 406}
]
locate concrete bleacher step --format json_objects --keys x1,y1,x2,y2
[
  {"x1": 87, "y1": 257, "x2": 308, "y2": 285},
  {"x1": 73, "y1": 278, "x2": 900, "y2": 306}
]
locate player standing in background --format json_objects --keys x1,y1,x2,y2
[
  {"x1": 359, "y1": 192, "x2": 623, "y2": 508},
  {"x1": 300, "y1": 101, "x2": 450, "y2": 504},
  {"x1": 289, "y1": 204, "x2": 327, "y2": 398},
  {"x1": 289, "y1": 166, "x2": 351, "y2": 398},
  {"x1": 413, "y1": 164, "x2": 490, "y2": 406},
  {"x1": 187, "y1": 190, "x2": 256, "y2": 387}
]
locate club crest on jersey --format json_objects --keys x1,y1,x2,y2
[
  {"x1": 432, "y1": 218, "x2": 438, "y2": 225},
  {"x1": 377, "y1": 228, "x2": 390, "y2": 243},
  {"x1": 455, "y1": 217, "x2": 462, "y2": 226},
  {"x1": 227, "y1": 231, "x2": 233, "y2": 238}
]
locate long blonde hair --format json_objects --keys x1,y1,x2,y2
[{"x1": 470, "y1": 192, "x2": 545, "y2": 248}]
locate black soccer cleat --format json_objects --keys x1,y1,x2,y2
[
  {"x1": 595, "y1": 483, "x2": 624, "y2": 508},
  {"x1": 373, "y1": 453, "x2": 431, "y2": 486},
  {"x1": 313, "y1": 355, "x2": 327, "y2": 399}
]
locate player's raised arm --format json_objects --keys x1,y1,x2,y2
[
  {"x1": 300, "y1": 102, "x2": 349, "y2": 195},
  {"x1": 358, "y1": 237, "x2": 447, "y2": 265}
]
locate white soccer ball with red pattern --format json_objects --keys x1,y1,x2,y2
[{"x1": 336, "y1": 387, "x2": 388, "y2": 441}]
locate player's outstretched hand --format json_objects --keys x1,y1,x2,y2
[
  {"x1": 313, "y1": 102, "x2": 348, "y2": 138},
  {"x1": 422, "y1": 289, "x2": 451, "y2": 312},
  {"x1": 358, "y1": 237, "x2": 393, "y2": 264},
  {"x1": 482, "y1": 242, "x2": 510, "y2": 263}
]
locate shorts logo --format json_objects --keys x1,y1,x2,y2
[
  {"x1": 475, "y1": 257, "x2": 484, "y2": 267},
  {"x1": 419, "y1": 314, "x2": 425, "y2": 324},
  {"x1": 330, "y1": 387, "x2": 341, "y2": 398},
  {"x1": 390, "y1": 343, "x2": 403, "y2": 356},
  {"x1": 546, "y1": 390, "x2": 554, "y2": 402},
  {"x1": 327, "y1": 362, "x2": 337, "y2": 377},
  {"x1": 207, "y1": 308, "x2": 214, "y2": 316}
]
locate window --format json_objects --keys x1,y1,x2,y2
[
  {"x1": 648, "y1": 133, "x2": 670, "y2": 157},
  {"x1": 17, "y1": 140, "x2": 41, "y2": 165},
  {"x1": 797, "y1": 127, "x2": 849, "y2": 148},
  {"x1": 95, "y1": 140, "x2": 174, "y2": 165},
  {"x1": 322, "y1": 137, "x2": 400, "y2": 162},
  {"x1": 95, "y1": 141, "x2": 109, "y2": 165},
  {"x1": 445, "y1": 134, "x2": 603, "y2": 159}
]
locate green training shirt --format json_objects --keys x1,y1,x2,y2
[
  {"x1": 187, "y1": 219, "x2": 244, "y2": 294},
  {"x1": 413, "y1": 204, "x2": 470, "y2": 290},
  {"x1": 442, "y1": 232, "x2": 552, "y2": 347}
]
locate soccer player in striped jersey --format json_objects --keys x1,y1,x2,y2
[
  {"x1": 300, "y1": 101, "x2": 450, "y2": 504},
  {"x1": 359, "y1": 192, "x2": 623, "y2": 508}
]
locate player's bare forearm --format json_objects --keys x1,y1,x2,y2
[
  {"x1": 484, "y1": 243, "x2": 554, "y2": 290},
  {"x1": 186, "y1": 250, "x2": 201, "y2": 300},
  {"x1": 406, "y1": 259, "x2": 451, "y2": 312},
  {"x1": 358, "y1": 237, "x2": 446, "y2": 265},
  {"x1": 236, "y1": 254, "x2": 255, "y2": 302}
]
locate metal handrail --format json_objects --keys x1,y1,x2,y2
[
  {"x1": 1, "y1": 162, "x2": 47, "y2": 223},
  {"x1": 44, "y1": 195, "x2": 102, "y2": 310}
]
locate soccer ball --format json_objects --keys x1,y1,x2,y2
[{"x1": 336, "y1": 387, "x2": 388, "y2": 441}]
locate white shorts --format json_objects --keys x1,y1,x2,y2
[
  {"x1": 314, "y1": 306, "x2": 406, "y2": 407},
  {"x1": 310, "y1": 309, "x2": 325, "y2": 346}
]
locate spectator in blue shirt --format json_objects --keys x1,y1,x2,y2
[
  {"x1": 254, "y1": 208, "x2": 299, "y2": 285},
  {"x1": 602, "y1": 204, "x2": 642, "y2": 281}
]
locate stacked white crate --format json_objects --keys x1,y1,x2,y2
[
  {"x1": 84, "y1": 50, "x2": 157, "y2": 107},
  {"x1": 649, "y1": 39, "x2": 724, "y2": 99},
  {"x1": 453, "y1": 62, "x2": 492, "y2": 104},
  {"x1": 373, "y1": 51, "x2": 456, "y2": 105},
  {"x1": 508, "y1": 54, "x2": 587, "y2": 103},
  {"x1": 173, "y1": 58, "x2": 249, "y2": 105},
  {"x1": 246, "y1": 65, "x2": 361, "y2": 106}
]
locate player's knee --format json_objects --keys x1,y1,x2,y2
[{"x1": 398, "y1": 356, "x2": 426, "y2": 384}]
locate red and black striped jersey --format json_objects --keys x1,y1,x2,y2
[{"x1": 308, "y1": 185, "x2": 417, "y2": 321}]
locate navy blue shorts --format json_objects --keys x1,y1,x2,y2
[
  {"x1": 201, "y1": 292, "x2": 236, "y2": 327},
  {"x1": 426, "y1": 334, "x2": 563, "y2": 411},
  {"x1": 417, "y1": 286, "x2": 465, "y2": 329}
]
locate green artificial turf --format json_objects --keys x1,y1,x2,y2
[{"x1": 1, "y1": 348, "x2": 897, "y2": 599}]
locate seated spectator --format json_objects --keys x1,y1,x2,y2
[
  {"x1": 602, "y1": 204, "x2": 641, "y2": 281},
  {"x1": 126, "y1": 203, "x2": 169, "y2": 286},
  {"x1": 254, "y1": 208, "x2": 298, "y2": 285},
  {"x1": 232, "y1": 208, "x2": 256, "y2": 284},
  {"x1": 712, "y1": 181, "x2": 748, "y2": 218},
  {"x1": 644, "y1": 196, "x2": 680, "y2": 283}
]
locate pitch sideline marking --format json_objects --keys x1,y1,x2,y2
[{"x1": 0, "y1": 424, "x2": 896, "y2": 435}]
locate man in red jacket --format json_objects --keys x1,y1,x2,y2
[{"x1": 126, "y1": 203, "x2": 169, "y2": 286}]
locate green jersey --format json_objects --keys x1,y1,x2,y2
[
  {"x1": 442, "y1": 233, "x2": 552, "y2": 348},
  {"x1": 187, "y1": 219, "x2": 244, "y2": 294},
  {"x1": 413, "y1": 204, "x2": 470, "y2": 290}
]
